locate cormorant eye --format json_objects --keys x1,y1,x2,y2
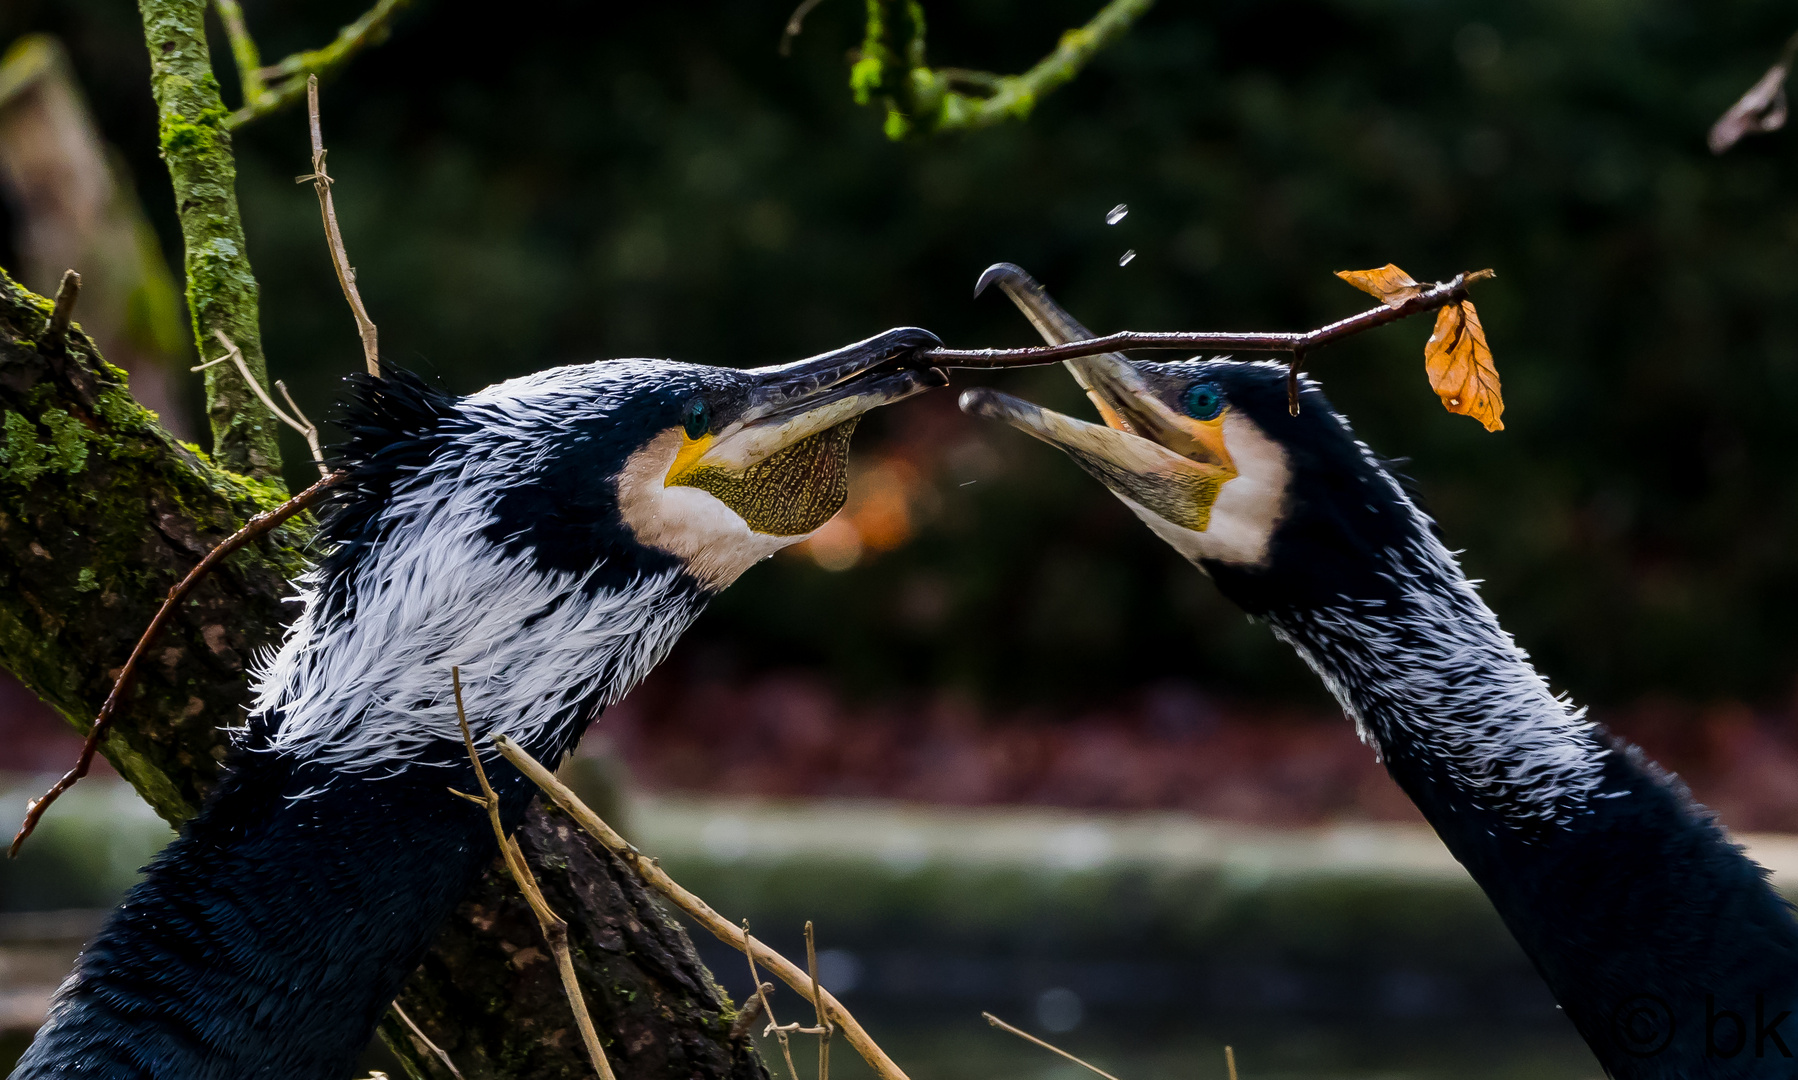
[
  {"x1": 683, "y1": 398, "x2": 712, "y2": 440},
  {"x1": 1183, "y1": 382, "x2": 1224, "y2": 421}
]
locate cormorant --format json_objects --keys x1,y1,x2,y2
[
  {"x1": 11, "y1": 327, "x2": 943, "y2": 1080},
  {"x1": 959, "y1": 264, "x2": 1798, "y2": 1078}
]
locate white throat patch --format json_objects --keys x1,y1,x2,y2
[{"x1": 1127, "y1": 411, "x2": 1291, "y2": 569}]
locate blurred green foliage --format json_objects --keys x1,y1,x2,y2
[{"x1": 4, "y1": 0, "x2": 1798, "y2": 716}]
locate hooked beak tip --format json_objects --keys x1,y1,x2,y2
[
  {"x1": 974, "y1": 262, "x2": 1033, "y2": 300},
  {"x1": 957, "y1": 386, "x2": 1009, "y2": 420}
]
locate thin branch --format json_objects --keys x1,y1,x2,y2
[
  {"x1": 1710, "y1": 29, "x2": 1798, "y2": 154},
  {"x1": 982, "y1": 1013, "x2": 1123, "y2": 1080},
  {"x1": 43, "y1": 270, "x2": 81, "y2": 354},
  {"x1": 779, "y1": 0, "x2": 831, "y2": 56},
  {"x1": 807, "y1": 920, "x2": 832, "y2": 1080},
  {"x1": 450, "y1": 670, "x2": 616, "y2": 1080},
  {"x1": 920, "y1": 271, "x2": 1489, "y2": 368},
  {"x1": 492, "y1": 734, "x2": 911, "y2": 1080},
  {"x1": 392, "y1": 1002, "x2": 466, "y2": 1080},
  {"x1": 227, "y1": 0, "x2": 419, "y2": 128},
  {"x1": 212, "y1": 0, "x2": 267, "y2": 104},
  {"x1": 8, "y1": 470, "x2": 343, "y2": 856},
  {"x1": 743, "y1": 927, "x2": 804, "y2": 1080},
  {"x1": 297, "y1": 76, "x2": 381, "y2": 377},
  {"x1": 1225, "y1": 1045, "x2": 1239, "y2": 1080},
  {"x1": 196, "y1": 332, "x2": 328, "y2": 475}
]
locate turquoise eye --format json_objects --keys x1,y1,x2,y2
[
  {"x1": 683, "y1": 398, "x2": 712, "y2": 440},
  {"x1": 1184, "y1": 382, "x2": 1224, "y2": 420}
]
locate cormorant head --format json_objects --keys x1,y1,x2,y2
[
  {"x1": 255, "y1": 327, "x2": 943, "y2": 773},
  {"x1": 959, "y1": 265, "x2": 1425, "y2": 616}
]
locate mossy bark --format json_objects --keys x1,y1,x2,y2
[
  {"x1": 136, "y1": 0, "x2": 282, "y2": 479},
  {"x1": 0, "y1": 269, "x2": 760, "y2": 1080}
]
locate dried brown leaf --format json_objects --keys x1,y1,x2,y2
[
  {"x1": 1424, "y1": 300, "x2": 1503, "y2": 432},
  {"x1": 1335, "y1": 264, "x2": 1424, "y2": 309}
]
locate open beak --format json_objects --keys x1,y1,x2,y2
[
  {"x1": 665, "y1": 327, "x2": 944, "y2": 537},
  {"x1": 677, "y1": 326, "x2": 945, "y2": 475},
  {"x1": 960, "y1": 265, "x2": 1236, "y2": 532}
]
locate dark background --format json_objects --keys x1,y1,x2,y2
[{"x1": 4, "y1": 0, "x2": 1798, "y2": 720}]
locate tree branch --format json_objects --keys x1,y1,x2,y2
[
  {"x1": 138, "y1": 0, "x2": 283, "y2": 478},
  {"x1": 858, "y1": 0, "x2": 1155, "y2": 138},
  {"x1": 226, "y1": 0, "x2": 421, "y2": 129},
  {"x1": 212, "y1": 0, "x2": 266, "y2": 105}
]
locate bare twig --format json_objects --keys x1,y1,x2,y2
[
  {"x1": 492, "y1": 734, "x2": 911, "y2": 1080},
  {"x1": 922, "y1": 271, "x2": 1490, "y2": 370},
  {"x1": 42, "y1": 270, "x2": 80, "y2": 354},
  {"x1": 780, "y1": 0, "x2": 831, "y2": 55},
  {"x1": 8, "y1": 470, "x2": 343, "y2": 856},
  {"x1": 212, "y1": 0, "x2": 267, "y2": 104},
  {"x1": 982, "y1": 1013, "x2": 1123, "y2": 1080},
  {"x1": 196, "y1": 331, "x2": 328, "y2": 475},
  {"x1": 227, "y1": 0, "x2": 420, "y2": 128},
  {"x1": 729, "y1": 983, "x2": 775, "y2": 1041},
  {"x1": 1225, "y1": 1045, "x2": 1239, "y2": 1080},
  {"x1": 297, "y1": 77, "x2": 380, "y2": 377},
  {"x1": 744, "y1": 927, "x2": 804, "y2": 1080},
  {"x1": 807, "y1": 921, "x2": 832, "y2": 1080},
  {"x1": 449, "y1": 669, "x2": 616, "y2": 1080},
  {"x1": 391, "y1": 1002, "x2": 466, "y2": 1080}
]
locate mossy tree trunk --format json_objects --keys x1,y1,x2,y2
[
  {"x1": 137, "y1": 0, "x2": 282, "y2": 478},
  {"x1": 0, "y1": 273, "x2": 761, "y2": 1078}
]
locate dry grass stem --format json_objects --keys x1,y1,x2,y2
[
  {"x1": 492, "y1": 734, "x2": 910, "y2": 1080},
  {"x1": 391, "y1": 1002, "x2": 465, "y2": 1080},
  {"x1": 195, "y1": 331, "x2": 327, "y2": 475},
  {"x1": 981, "y1": 1013, "x2": 1123, "y2": 1080},
  {"x1": 297, "y1": 76, "x2": 380, "y2": 377},
  {"x1": 8, "y1": 470, "x2": 342, "y2": 855},
  {"x1": 1225, "y1": 1045, "x2": 1238, "y2": 1080},
  {"x1": 450, "y1": 670, "x2": 615, "y2": 1080}
]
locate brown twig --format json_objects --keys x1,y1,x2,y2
[
  {"x1": 743, "y1": 926, "x2": 804, "y2": 1080},
  {"x1": 448, "y1": 669, "x2": 615, "y2": 1080},
  {"x1": 982, "y1": 1012, "x2": 1123, "y2": 1080},
  {"x1": 1225, "y1": 1045, "x2": 1239, "y2": 1080},
  {"x1": 43, "y1": 270, "x2": 80, "y2": 354},
  {"x1": 921, "y1": 272, "x2": 1489, "y2": 369},
  {"x1": 298, "y1": 76, "x2": 380, "y2": 377},
  {"x1": 492, "y1": 734, "x2": 910, "y2": 1080},
  {"x1": 195, "y1": 331, "x2": 329, "y2": 475},
  {"x1": 728, "y1": 982, "x2": 775, "y2": 1041},
  {"x1": 392, "y1": 1002, "x2": 466, "y2": 1080},
  {"x1": 807, "y1": 920, "x2": 832, "y2": 1080},
  {"x1": 8, "y1": 470, "x2": 343, "y2": 857}
]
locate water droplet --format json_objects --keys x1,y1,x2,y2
[
  {"x1": 1106, "y1": 203, "x2": 1129, "y2": 225},
  {"x1": 1119, "y1": 250, "x2": 1137, "y2": 267}
]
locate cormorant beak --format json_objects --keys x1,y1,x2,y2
[
  {"x1": 663, "y1": 327, "x2": 945, "y2": 537},
  {"x1": 668, "y1": 327, "x2": 944, "y2": 479},
  {"x1": 958, "y1": 264, "x2": 1237, "y2": 533}
]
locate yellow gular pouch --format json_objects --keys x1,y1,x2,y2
[
  {"x1": 1068, "y1": 447, "x2": 1230, "y2": 532},
  {"x1": 667, "y1": 418, "x2": 860, "y2": 536}
]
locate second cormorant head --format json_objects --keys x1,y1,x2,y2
[
  {"x1": 12, "y1": 326, "x2": 943, "y2": 1080},
  {"x1": 959, "y1": 264, "x2": 1798, "y2": 1080}
]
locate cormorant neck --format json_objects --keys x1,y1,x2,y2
[{"x1": 1261, "y1": 531, "x2": 1604, "y2": 829}]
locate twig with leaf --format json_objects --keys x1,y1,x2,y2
[
  {"x1": 491, "y1": 734, "x2": 910, "y2": 1080},
  {"x1": 447, "y1": 669, "x2": 616, "y2": 1080}
]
